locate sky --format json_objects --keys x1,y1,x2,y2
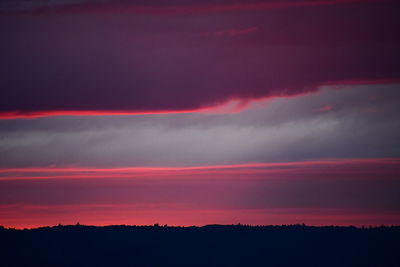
[{"x1": 0, "y1": 0, "x2": 400, "y2": 228}]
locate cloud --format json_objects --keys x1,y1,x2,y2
[
  {"x1": 0, "y1": 0, "x2": 399, "y2": 116},
  {"x1": 0, "y1": 0, "x2": 390, "y2": 15},
  {"x1": 0, "y1": 84, "x2": 399, "y2": 168},
  {"x1": 1, "y1": 83, "x2": 400, "y2": 227},
  {"x1": 315, "y1": 104, "x2": 334, "y2": 112},
  {"x1": 207, "y1": 27, "x2": 258, "y2": 37},
  {"x1": 0, "y1": 0, "x2": 87, "y2": 12}
]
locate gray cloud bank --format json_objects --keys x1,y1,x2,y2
[{"x1": 0, "y1": 84, "x2": 399, "y2": 168}]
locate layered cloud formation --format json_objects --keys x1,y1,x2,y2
[
  {"x1": 1, "y1": 84, "x2": 399, "y2": 167},
  {"x1": 1, "y1": 0, "x2": 400, "y2": 228},
  {"x1": 1, "y1": 84, "x2": 400, "y2": 227}
]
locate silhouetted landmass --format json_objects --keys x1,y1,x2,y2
[{"x1": 1, "y1": 224, "x2": 399, "y2": 266}]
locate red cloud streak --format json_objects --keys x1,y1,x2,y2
[
  {"x1": 1, "y1": 80, "x2": 398, "y2": 119},
  {"x1": 1, "y1": 158, "x2": 399, "y2": 180}
]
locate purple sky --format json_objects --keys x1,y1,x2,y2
[{"x1": 0, "y1": 0, "x2": 399, "y2": 228}]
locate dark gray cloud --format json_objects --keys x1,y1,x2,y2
[
  {"x1": 0, "y1": 0, "x2": 399, "y2": 115},
  {"x1": 1, "y1": 0, "x2": 395, "y2": 14}
]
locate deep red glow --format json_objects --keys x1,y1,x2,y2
[
  {"x1": 1, "y1": 158, "x2": 399, "y2": 228},
  {"x1": 1, "y1": 205, "x2": 398, "y2": 229}
]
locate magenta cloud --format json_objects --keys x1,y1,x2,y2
[{"x1": 0, "y1": 0, "x2": 399, "y2": 117}]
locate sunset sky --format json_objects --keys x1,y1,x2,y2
[{"x1": 1, "y1": 0, "x2": 400, "y2": 228}]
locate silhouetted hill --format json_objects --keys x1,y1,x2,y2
[{"x1": 1, "y1": 224, "x2": 399, "y2": 267}]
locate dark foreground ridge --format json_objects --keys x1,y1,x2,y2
[{"x1": 1, "y1": 224, "x2": 399, "y2": 267}]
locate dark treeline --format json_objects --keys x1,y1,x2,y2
[{"x1": 1, "y1": 224, "x2": 399, "y2": 267}]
